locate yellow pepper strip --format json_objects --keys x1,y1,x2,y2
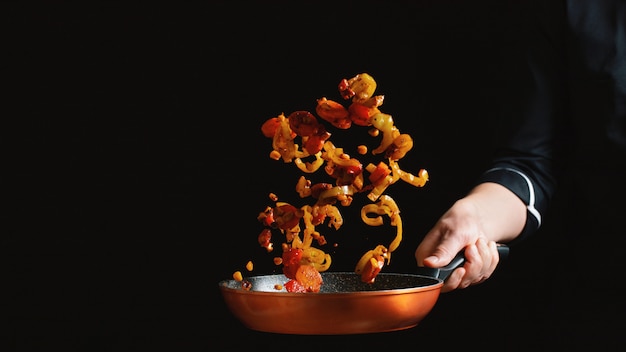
[
  {"x1": 360, "y1": 195, "x2": 403, "y2": 258},
  {"x1": 272, "y1": 114, "x2": 297, "y2": 162},
  {"x1": 366, "y1": 174, "x2": 393, "y2": 202},
  {"x1": 321, "y1": 141, "x2": 362, "y2": 168},
  {"x1": 300, "y1": 205, "x2": 318, "y2": 248},
  {"x1": 377, "y1": 195, "x2": 402, "y2": 253},
  {"x1": 294, "y1": 151, "x2": 324, "y2": 173},
  {"x1": 370, "y1": 113, "x2": 400, "y2": 155},
  {"x1": 388, "y1": 213, "x2": 403, "y2": 253},
  {"x1": 354, "y1": 245, "x2": 388, "y2": 274},
  {"x1": 295, "y1": 176, "x2": 312, "y2": 198},
  {"x1": 361, "y1": 203, "x2": 387, "y2": 226},
  {"x1": 284, "y1": 224, "x2": 301, "y2": 245},
  {"x1": 302, "y1": 247, "x2": 331, "y2": 272},
  {"x1": 389, "y1": 159, "x2": 429, "y2": 187},
  {"x1": 322, "y1": 204, "x2": 343, "y2": 230},
  {"x1": 289, "y1": 205, "x2": 332, "y2": 272}
]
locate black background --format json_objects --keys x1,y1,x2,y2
[{"x1": 5, "y1": 1, "x2": 563, "y2": 351}]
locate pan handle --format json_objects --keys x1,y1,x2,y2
[{"x1": 416, "y1": 244, "x2": 510, "y2": 281}]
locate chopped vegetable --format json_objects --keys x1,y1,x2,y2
[
  {"x1": 360, "y1": 255, "x2": 385, "y2": 284},
  {"x1": 281, "y1": 247, "x2": 303, "y2": 279},
  {"x1": 294, "y1": 264, "x2": 323, "y2": 293},
  {"x1": 316, "y1": 97, "x2": 351, "y2": 129},
  {"x1": 246, "y1": 73, "x2": 430, "y2": 290},
  {"x1": 233, "y1": 271, "x2": 243, "y2": 281}
]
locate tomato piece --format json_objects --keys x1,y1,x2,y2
[
  {"x1": 310, "y1": 183, "x2": 333, "y2": 199},
  {"x1": 295, "y1": 264, "x2": 323, "y2": 292},
  {"x1": 334, "y1": 118, "x2": 353, "y2": 129},
  {"x1": 288, "y1": 111, "x2": 319, "y2": 137},
  {"x1": 257, "y1": 228, "x2": 272, "y2": 250},
  {"x1": 360, "y1": 255, "x2": 384, "y2": 284},
  {"x1": 283, "y1": 265, "x2": 299, "y2": 280},
  {"x1": 282, "y1": 247, "x2": 303, "y2": 279},
  {"x1": 349, "y1": 102, "x2": 381, "y2": 127},
  {"x1": 282, "y1": 247, "x2": 303, "y2": 266},
  {"x1": 261, "y1": 117, "x2": 281, "y2": 138},
  {"x1": 274, "y1": 204, "x2": 302, "y2": 230},
  {"x1": 257, "y1": 207, "x2": 275, "y2": 227},
  {"x1": 316, "y1": 97, "x2": 352, "y2": 129},
  {"x1": 343, "y1": 164, "x2": 363, "y2": 176},
  {"x1": 331, "y1": 164, "x2": 363, "y2": 186},
  {"x1": 310, "y1": 208, "x2": 326, "y2": 225},
  {"x1": 285, "y1": 279, "x2": 307, "y2": 293},
  {"x1": 338, "y1": 78, "x2": 354, "y2": 100},
  {"x1": 303, "y1": 127, "x2": 331, "y2": 154}
]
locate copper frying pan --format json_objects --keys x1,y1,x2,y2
[{"x1": 219, "y1": 245, "x2": 509, "y2": 335}]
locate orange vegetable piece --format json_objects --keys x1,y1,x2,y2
[
  {"x1": 295, "y1": 264, "x2": 323, "y2": 293},
  {"x1": 360, "y1": 255, "x2": 385, "y2": 284},
  {"x1": 368, "y1": 161, "x2": 392, "y2": 185},
  {"x1": 348, "y1": 102, "x2": 379, "y2": 127},
  {"x1": 316, "y1": 97, "x2": 352, "y2": 129},
  {"x1": 261, "y1": 117, "x2": 281, "y2": 138}
]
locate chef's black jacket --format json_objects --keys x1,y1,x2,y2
[
  {"x1": 477, "y1": 0, "x2": 626, "y2": 242},
  {"x1": 474, "y1": 1, "x2": 625, "y2": 348}
]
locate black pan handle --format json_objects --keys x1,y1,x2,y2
[{"x1": 416, "y1": 244, "x2": 510, "y2": 281}]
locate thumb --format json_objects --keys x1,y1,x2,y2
[{"x1": 422, "y1": 241, "x2": 464, "y2": 268}]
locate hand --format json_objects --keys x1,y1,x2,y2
[{"x1": 415, "y1": 198, "x2": 501, "y2": 292}]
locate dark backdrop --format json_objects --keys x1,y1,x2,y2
[{"x1": 6, "y1": 1, "x2": 556, "y2": 351}]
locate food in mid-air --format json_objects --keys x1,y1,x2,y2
[{"x1": 236, "y1": 73, "x2": 429, "y2": 292}]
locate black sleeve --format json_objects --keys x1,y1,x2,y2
[{"x1": 475, "y1": 1, "x2": 569, "y2": 243}]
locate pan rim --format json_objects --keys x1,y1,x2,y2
[{"x1": 219, "y1": 271, "x2": 443, "y2": 296}]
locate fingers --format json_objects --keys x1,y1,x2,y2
[
  {"x1": 445, "y1": 238, "x2": 499, "y2": 291},
  {"x1": 486, "y1": 240, "x2": 499, "y2": 276},
  {"x1": 441, "y1": 267, "x2": 464, "y2": 293},
  {"x1": 415, "y1": 202, "x2": 503, "y2": 292}
]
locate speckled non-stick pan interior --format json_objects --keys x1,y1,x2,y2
[{"x1": 220, "y1": 272, "x2": 441, "y2": 293}]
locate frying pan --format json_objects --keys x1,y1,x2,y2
[{"x1": 219, "y1": 245, "x2": 509, "y2": 335}]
